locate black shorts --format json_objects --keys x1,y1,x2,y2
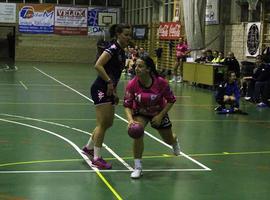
[
  {"x1": 133, "y1": 112, "x2": 172, "y2": 129},
  {"x1": 91, "y1": 83, "x2": 115, "y2": 105},
  {"x1": 176, "y1": 56, "x2": 187, "y2": 62}
]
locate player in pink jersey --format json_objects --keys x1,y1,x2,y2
[
  {"x1": 124, "y1": 56, "x2": 181, "y2": 179},
  {"x1": 170, "y1": 37, "x2": 189, "y2": 83}
]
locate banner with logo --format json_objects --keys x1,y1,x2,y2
[
  {"x1": 55, "y1": 6, "x2": 88, "y2": 35},
  {"x1": 0, "y1": 3, "x2": 16, "y2": 23},
  {"x1": 158, "y1": 22, "x2": 181, "y2": 40},
  {"x1": 205, "y1": 0, "x2": 219, "y2": 25},
  {"x1": 246, "y1": 22, "x2": 260, "y2": 57},
  {"x1": 18, "y1": 4, "x2": 54, "y2": 33}
]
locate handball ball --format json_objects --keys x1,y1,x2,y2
[{"x1": 128, "y1": 123, "x2": 144, "y2": 139}]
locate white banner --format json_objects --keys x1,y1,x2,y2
[
  {"x1": 55, "y1": 6, "x2": 87, "y2": 27},
  {"x1": 246, "y1": 22, "x2": 260, "y2": 57},
  {"x1": 205, "y1": 0, "x2": 219, "y2": 25},
  {"x1": 0, "y1": 3, "x2": 16, "y2": 23}
]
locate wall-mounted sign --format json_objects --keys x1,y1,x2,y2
[
  {"x1": 0, "y1": 3, "x2": 16, "y2": 23},
  {"x1": 158, "y1": 22, "x2": 181, "y2": 40},
  {"x1": 246, "y1": 22, "x2": 260, "y2": 57},
  {"x1": 205, "y1": 0, "x2": 219, "y2": 25}
]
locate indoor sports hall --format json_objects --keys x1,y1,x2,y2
[{"x1": 0, "y1": 62, "x2": 269, "y2": 200}]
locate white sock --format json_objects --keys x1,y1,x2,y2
[
  {"x1": 86, "y1": 137, "x2": 94, "y2": 150},
  {"x1": 134, "y1": 159, "x2": 142, "y2": 169},
  {"x1": 94, "y1": 146, "x2": 101, "y2": 160}
]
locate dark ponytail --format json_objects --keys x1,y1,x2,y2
[
  {"x1": 140, "y1": 55, "x2": 159, "y2": 76},
  {"x1": 109, "y1": 23, "x2": 131, "y2": 39}
]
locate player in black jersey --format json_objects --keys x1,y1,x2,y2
[{"x1": 82, "y1": 24, "x2": 131, "y2": 169}]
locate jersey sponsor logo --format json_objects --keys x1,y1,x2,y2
[
  {"x1": 97, "y1": 90, "x2": 105, "y2": 101},
  {"x1": 150, "y1": 94, "x2": 157, "y2": 101},
  {"x1": 111, "y1": 44, "x2": 117, "y2": 49}
]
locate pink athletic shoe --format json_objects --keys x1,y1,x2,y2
[
  {"x1": 91, "y1": 157, "x2": 112, "y2": 169},
  {"x1": 82, "y1": 146, "x2": 94, "y2": 158}
]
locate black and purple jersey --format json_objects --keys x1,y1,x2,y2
[{"x1": 94, "y1": 41, "x2": 126, "y2": 87}]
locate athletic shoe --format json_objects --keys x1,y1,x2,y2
[
  {"x1": 176, "y1": 77, "x2": 182, "y2": 83},
  {"x1": 172, "y1": 138, "x2": 181, "y2": 156},
  {"x1": 82, "y1": 146, "x2": 94, "y2": 158},
  {"x1": 257, "y1": 102, "x2": 268, "y2": 108},
  {"x1": 130, "y1": 168, "x2": 143, "y2": 179},
  {"x1": 91, "y1": 157, "x2": 112, "y2": 169},
  {"x1": 244, "y1": 97, "x2": 251, "y2": 101},
  {"x1": 169, "y1": 78, "x2": 176, "y2": 83},
  {"x1": 214, "y1": 106, "x2": 224, "y2": 111}
]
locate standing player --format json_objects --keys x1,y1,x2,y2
[
  {"x1": 124, "y1": 56, "x2": 181, "y2": 179},
  {"x1": 170, "y1": 37, "x2": 189, "y2": 83},
  {"x1": 82, "y1": 24, "x2": 131, "y2": 169}
]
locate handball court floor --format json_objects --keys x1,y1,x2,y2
[{"x1": 0, "y1": 62, "x2": 270, "y2": 200}]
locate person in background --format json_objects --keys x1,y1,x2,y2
[
  {"x1": 223, "y1": 52, "x2": 240, "y2": 78},
  {"x1": 138, "y1": 47, "x2": 149, "y2": 58},
  {"x1": 124, "y1": 56, "x2": 181, "y2": 179},
  {"x1": 217, "y1": 52, "x2": 225, "y2": 63},
  {"x1": 215, "y1": 71, "x2": 241, "y2": 112},
  {"x1": 205, "y1": 49, "x2": 214, "y2": 63},
  {"x1": 82, "y1": 24, "x2": 131, "y2": 169},
  {"x1": 195, "y1": 49, "x2": 208, "y2": 63},
  {"x1": 170, "y1": 37, "x2": 189, "y2": 83},
  {"x1": 211, "y1": 50, "x2": 220, "y2": 64}
]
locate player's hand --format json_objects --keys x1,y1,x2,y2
[{"x1": 106, "y1": 82, "x2": 114, "y2": 96}]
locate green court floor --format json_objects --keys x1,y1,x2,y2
[{"x1": 0, "y1": 62, "x2": 270, "y2": 200}]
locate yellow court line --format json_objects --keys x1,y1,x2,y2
[
  {"x1": 1, "y1": 150, "x2": 270, "y2": 168},
  {"x1": 96, "y1": 171, "x2": 123, "y2": 200}
]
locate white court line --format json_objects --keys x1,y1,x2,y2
[
  {"x1": 0, "y1": 169, "x2": 209, "y2": 174},
  {"x1": 19, "y1": 81, "x2": 28, "y2": 90},
  {"x1": 0, "y1": 118, "x2": 124, "y2": 200},
  {"x1": 34, "y1": 67, "x2": 211, "y2": 171},
  {"x1": 0, "y1": 113, "x2": 133, "y2": 171}
]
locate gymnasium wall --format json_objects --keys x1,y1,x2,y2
[{"x1": 15, "y1": 34, "x2": 98, "y2": 64}]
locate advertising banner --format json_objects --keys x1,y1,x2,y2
[
  {"x1": 18, "y1": 4, "x2": 54, "y2": 33},
  {"x1": 158, "y1": 22, "x2": 181, "y2": 40},
  {"x1": 0, "y1": 3, "x2": 16, "y2": 23},
  {"x1": 55, "y1": 6, "x2": 88, "y2": 35},
  {"x1": 246, "y1": 22, "x2": 260, "y2": 57}
]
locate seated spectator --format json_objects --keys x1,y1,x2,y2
[
  {"x1": 211, "y1": 50, "x2": 220, "y2": 63},
  {"x1": 138, "y1": 47, "x2": 149, "y2": 58},
  {"x1": 205, "y1": 49, "x2": 214, "y2": 63},
  {"x1": 223, "y1": 52, "x2": 240, "y2": 78},
  {"x1": 217, "y1": 52, "x2": 225, "y2": 63},
  {"x1": 195, "y1": 49, "x2": 207, "y2": 63},
  {"x1": 215, "y1": 71, "x2": 240, "y2": 112}
]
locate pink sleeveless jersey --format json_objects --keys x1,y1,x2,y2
[
  {"x1": 176, "y1": 43, "x2": 188, "y2": 58},
  {"x1": 124, "y1": 76, "x2": 176, "y2": 116}
]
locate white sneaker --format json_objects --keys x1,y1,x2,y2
[
  {"x1": 130, "y1": 168, "x2": 143, "y2": 179},
  {"x1": 176, "y1": 76, "x2": 182, "y2": 83},
  {"x1": 244, "y1": 97, "x2": 251, "y2": 101},
  {"x1": 172, "y1": 138, "x2": 181, "y2": 156},
  {"x1": 169, "y1": 78, "x2": 176, "y2": 83}
]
